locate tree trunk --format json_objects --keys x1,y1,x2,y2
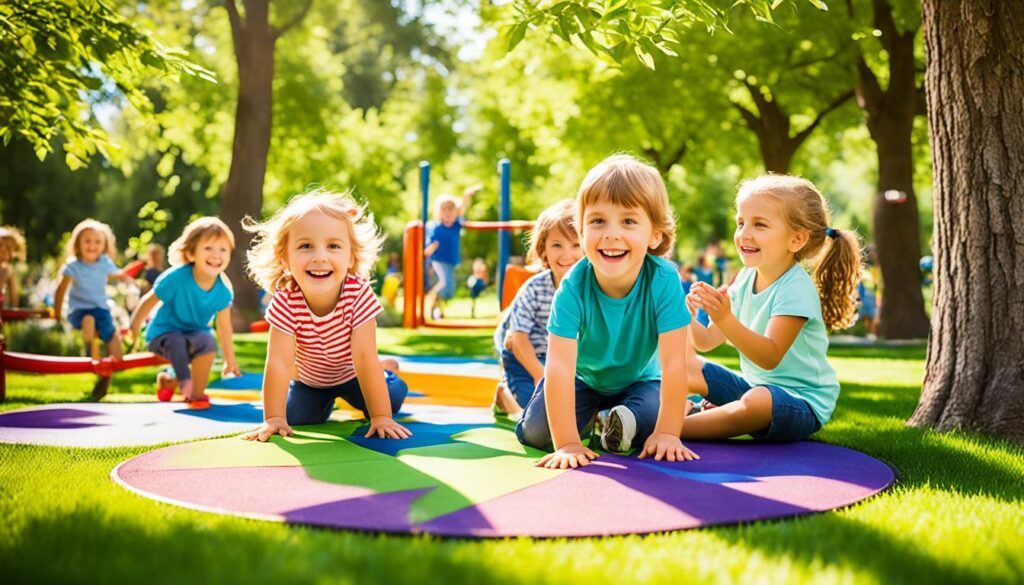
[
  {"x1": 909, "y1": 1, "x2": 1024, "y2": 441},
  {"x1": 221, "y1": 0, "x2": 277, "y2": 330},
  {"x1": 870, "y1": 120, "x2": 930, "y2": 339},
  {"x1": 855, "y1": 0, "x2": 930, "y2": 339}
]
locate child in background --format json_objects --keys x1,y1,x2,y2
[
  {"x1": 243, "y1": 189, "x2": 411, "y2": 442},
  {"x1": 142, "y1": 243, "x2": 166, "y2": 292},
  {"x1": 683, "y1": 175, "x2": 861, "y2": 441},
  {"x1": 493, "y1": 199, "x2": 581, "y2": 419},
  {"x1": 516, "y1": 155, "x2": 697, "y2": 468},
  {"x1": 381, "y1": 252, "x2": 402, "y2": 309},
  {"x1": 467, "y1": 257, "x2": 489, "y2": 317},
  {"x1": 424, "y1": 185, "x2": 481, "y2": 319},
  {"x1": 0, "y1": 226, "x2": 26, "y2": 307},
  {"x1": 678, "y1": 263, "x2": 694, "y2": 296},
  {"x1": 54, "y1": 219, "x2": 133, "y2": 359},
  {"x1": 129, "y1": 217, "x2": 240, "y2": 407}
]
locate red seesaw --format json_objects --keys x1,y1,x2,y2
[{"x1": 0, "y1": 295, "x2": 167, "y2": 401}]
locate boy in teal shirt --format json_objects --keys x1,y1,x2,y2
[{"x1": 516, "y1": 155, "x2": 698, "y2": 468}]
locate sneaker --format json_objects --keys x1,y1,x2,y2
[{"x1": 600, "y1": 405, "x2": 637, "y2": 453}]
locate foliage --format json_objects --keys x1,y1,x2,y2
[
  {"x1": 503, "y1": 0, "x2": 829, "y2": 69},
  {"x1": 0, "y1": 0, "x2": 213, "y2": 167},
  {"x1": 1, "y1": 318, "x2": 82, "y2": 356}
]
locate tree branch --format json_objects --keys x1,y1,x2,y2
[
  {"x1": 225, "y1": 0, "x2": 243, "y2": 52},
  {"x1": 273, "y1": 0, "x2": 313, "y2": 40},
  {"x1": 855, "y1": 55, "x2": 885, "y2": 114},
  {"x1": 793, "y1": 89, "x2": 855, "y2": 144}
]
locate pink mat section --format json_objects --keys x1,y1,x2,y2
[{"x1": 113, "y1": 437, "x2": 895, "y2": 538}]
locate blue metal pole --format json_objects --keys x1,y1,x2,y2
[
  {"x1": 498, "y1": 159, "x2": 511, "y2": 305},
  {"x1": 419, "y1": 161, "x2": 430, "y2": 309}
]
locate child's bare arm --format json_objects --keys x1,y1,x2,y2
[
  {"x1": 215, "y1": 307, "x2": 240, "y2": 376},
  {"x1": 535, "y1": 334, "x2": 597, "y2": 469},
  {"x1": 508, "y1": 331, "x2": 545, "y2": 384},
  {"x1": 639, "y1": 328, "x2": 699, "y2": 462},
  {"x1": 424, "y1": 241, "x2": 439, "y2": 258},
  {"x1": 351, "y1": 318, "x2": 411, "y2": 439},
  {"x1": 690, "y1": 282, "x2": 804, "y2": 370},
  {"x1": 244, "y1": 326, "x2": 296, "y2": 442},
  {"x1": 128, "y1": 290, "x2": 161, "y2": 343},
  {"x1": 53, "y1": 275, "x2": 72, "y2": 321},
  {"x1": 685, "y1": 289, "x2": 726, "y2": 351},
  {"x1": 459, "y1": 184, "x2": 482, "y2": 218}
]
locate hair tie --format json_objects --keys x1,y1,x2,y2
[{"x1": 825, "y1": 227, "x2": 838, "y2": 239}]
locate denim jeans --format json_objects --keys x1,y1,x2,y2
[
  {"x1": 501, "y1": 349, "x2": 544, "y2": 409},
  {"x1": 515, "y1": 376, "x2": 661, "y2": 451},
  {"x1": 286, "y1": 370, "x2": 408, "y2": 425}
]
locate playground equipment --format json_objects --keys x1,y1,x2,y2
[
  {"x1": 402, "y1": 160, "x2": 536, "y2": 329},
  {"x1": 0, "y1": 300, "x2": 167, "y2": 401}
]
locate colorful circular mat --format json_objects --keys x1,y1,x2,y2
[{"x1": 113, "y1": 405, "x2": 896, "y2": 538}]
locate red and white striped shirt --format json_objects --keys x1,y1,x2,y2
[{"x1": 265, "y1": 276, "x2": 382, "y2": 387}]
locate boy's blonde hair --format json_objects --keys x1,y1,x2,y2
[
  {"x1": 433, "y1": 194, "x2": 459, "y2": 219},
  {"x1": 0, "y1": 225, "x2": 27, "y2": 261},
  {"x1": 526, "y1": 198, "x2": 577, "y2": 268},
  {"x1": 577, "y1": 154, "x2": 676, "y2": 257},
  {"x1": 736, "y1": 175, "x2": 862, "y2": 331},
  {"x1": 168, "y1": 217, "x2": 235, "y2": 267},
  {"x1": 244, "y1": 188, "x2": 384, "y2": 292},
  {"x1": 65, "y1": 219, "x2": 117, "y2": 261}
]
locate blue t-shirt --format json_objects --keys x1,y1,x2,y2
[
  {"x1": 62, "y1": 255, "x2": 119, "y2": 311},
  {"x1": 494, "y1": 269, "x2": 555, "y2": 355},
  {"x1": 426, "y1": 218, "x2": 463, "y2": 265},
  {"x1": 146, "y1": 264, "x2": 233, "y2": 342},
  {"x1": 727, "y1": 265, "x2": 840, "y2": 424},
  {"x1": 548, "y1": 255, "x2": 690, "y2": 394}
]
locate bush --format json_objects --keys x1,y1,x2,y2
[{"x1": 2, "y1": 319, "x2": 83, "y2": 357}]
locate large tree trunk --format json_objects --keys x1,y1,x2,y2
[
  {"x1": 909, "y1": 1, "x2": 1024, "y2": 440},
  {"x1": 221, "y1": 0, "x2": 275, "y2": 330},
  {"x1": 219, "y1": 0, "x2": 311, "y2": 330},
  {"x1": 854, "y1": 0, "x2": 930, "y2": 339}
]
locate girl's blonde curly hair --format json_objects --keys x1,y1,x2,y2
[
  {"x1": 65, "y1": 219, "x2": 118, "y2": 261},
  {"x1": 526, "y1": 198, "x2": 577, "y2": 268},
  {"x1": 0, "y1": 225, "x2": 27, "y2": 261},
  {"x1": 244, "y1": 189, "x2": 384, "y2": 292}
]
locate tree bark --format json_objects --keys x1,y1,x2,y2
[
  {"x1": 909, "y1": 1, "x2": 1024, "y2": 441},
  {"x1": 220, "y1": 0, "x2": 311, "y2": 330},
  {"x1": 854, "y1": 0, "x2": 930, "y2": 339}
]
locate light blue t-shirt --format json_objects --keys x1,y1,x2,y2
[
  {"x1": 146, "y1": 264, "x2": 233, "y2": 342},
  {"x1": 548, "y1": 255, "x2": 690, "y2": 394},
  {"x1": 727, "y1": 264, "x2": 840, "y2": 424},
  {"x1": 62, "y1": 255, "x2": 119, "y2": 311}
]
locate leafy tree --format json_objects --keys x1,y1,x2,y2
[{"x1": 0, "y1": 0, "x2": 212, "y2": 167}]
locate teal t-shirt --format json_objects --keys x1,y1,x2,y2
[
  {"x1": 146, "y1": 264, "x2": 233, "y2": 342},
  {"x1": 727, "y1": 264, "x2": 840, "y2": 423},
  {"x1": 548, "y1": 255, "x2": 690, "y2": 394}
]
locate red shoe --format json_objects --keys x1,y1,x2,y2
[
  {"x1": 186, "y1": 394, "x2": 211, "y2": 410},
  {"x1": 156, "y1": 371, "x2": 177, "y2": 402}
]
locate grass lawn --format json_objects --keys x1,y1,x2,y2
[{"x1": 1, "y1": 329, "x2": 1022, "y2": 585}]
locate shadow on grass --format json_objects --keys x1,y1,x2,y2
[{"x1": 714, "y1": 512, "x2": 1000, "y2": 585}]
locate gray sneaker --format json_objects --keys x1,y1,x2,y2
[{"x1": 600, "y1": 405, "x2": 637, "y2": 453}]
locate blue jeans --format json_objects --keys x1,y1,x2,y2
[
  {"x1": 515, "y1": 376, "x2": 661, "y2": 451},
  {"x1": 431, "y1": 261, "x2": 456, "y2": 300},
  {"x1": 69, "y1": 307, "x2": 115, "y2": 342},
  {"x1": 501, "y1": 349, "x2": 544, "y2": 409},
  {"x1": 701, "y1": 361, "x2": 822, "y2": 442},
  {"x1": 286, "y1": 370, "x2": 409, "y2": 425},
  {"x1": 147, "y1": 331, "x2": 217, "y2": 382}
]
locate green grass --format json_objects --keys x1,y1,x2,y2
[{"x1": 2, "y1": 329, "x2": 1022, "y2": 585}]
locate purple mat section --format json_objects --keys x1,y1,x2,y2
[
  {"x1": 113, "y1": 438, "x2": 895, "y2": 538},
  {"x1": 0, "y1": 402, "x2": 263, "y2": 447}
]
